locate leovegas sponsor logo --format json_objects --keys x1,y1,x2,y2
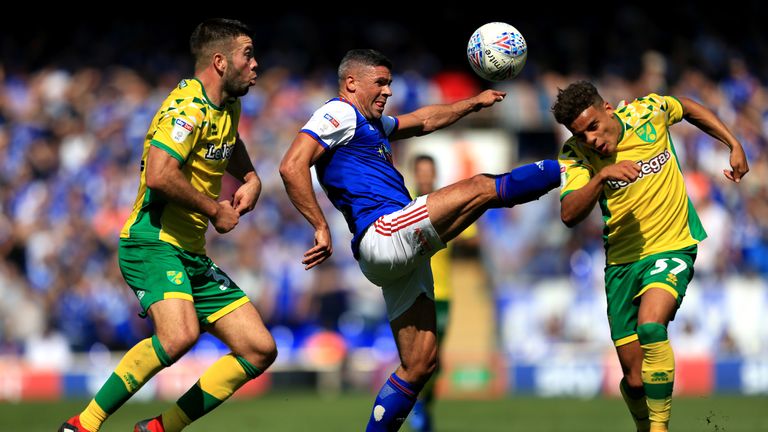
[{"x1": 606, "y1": 149, "x2": 671, "y2": 190}]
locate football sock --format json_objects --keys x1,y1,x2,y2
[
  {"x1": 420, "y1": 375, "x2": 435, "y2": 406},
  {"x1": 80, "y1": 336, "x2": 170, "y2": 431},
  {"x1": 495, "y1": 160, "x2": 561, "y2": 207},
  {"x1": 620, "y1": 377, "x2": 650, "y2": 432},
  {"x1": 78, "y1": 400, "x2": 107, "y2": 432},
  {"x1": 366, "y1": 373, "x2": 421, "y2": 432},
  {"x1": 414, "y1": 362, "x2": 436, "y2": 423},
  {"x1": 166, "y1": 354, "x2": 261, "y2": 431},
  {"x1": 160, "y1": 405, "x2": 191, "y2": 432},
  {"x1": 409, "y1": 376, "x2": 435, "y2": 432},
  {"x1": 638, "y1": 323, "x2": 674, "y2": 432},
  {"x1": 409, "y1": 399, "x2": 432, "y2": 432}
]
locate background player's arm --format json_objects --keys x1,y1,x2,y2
[
  {"x1": 390, "y1": 90, "x2": 505, "y2": 141},
  {"x1": 226, "y1": 135, "x2": 262, "y2": 215},
  {"x1": 145, "y1": 145, "x2": 239, "y2": 233},
  {"x1": 561, "y1": 160, "x2": 641, "y2": 227},
  {"x1": 279, "y1": 133, "x2": 332, "y2": 270},
  {"x1": 677, "y1": 96, "x2": 749, "y2": 182}
]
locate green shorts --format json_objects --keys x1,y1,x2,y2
[
  {"x1": 118, "y1": 238, "x2": 249, "y2": 325},
  {"x1": 435, "y1": 299, "x2": 450, "y2": 344},
  {"x1": 605, "y1": 245, "x2": 697, "y2": 346}
]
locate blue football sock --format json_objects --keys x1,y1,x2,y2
[
  {"x1": 495, "y1": 160, "x2": 561, "y2": 207},
  {"x1": 366, "y1": 373, "x2": 420, "y2": 432},
  {"x1": 408, "y1": 399, "x2": 432, "y2": 432}
]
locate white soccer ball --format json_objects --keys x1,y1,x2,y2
[{"x1": 467, "y1": 22, "x2": 527, "y2": 82}]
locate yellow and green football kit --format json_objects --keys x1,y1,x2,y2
[
  {"x1": 118, "y1": 78, "x2": 248, "y2": 320},
  {"x1": 559, "y1": 93, "x2": 706, "y2": 342},
  {"x1": 559, "y1": 94, "x2": 708, "y2": 432},
  {"x1": 560, "y1": 94, "x2": 706, "y2": 267},
  {"x1": 79, "y1": 79, "x2": 260, "y2": 432},
  {"x1": 120, "y1": 78, "x2": 241, "y2": 255}
]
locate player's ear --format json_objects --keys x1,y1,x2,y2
[
  {"x1": 213, "y1": 52, "x2": 227, "y2": 74},
  {"x1": 345, "y1": 75, "x2": 356, "y2": 92}
]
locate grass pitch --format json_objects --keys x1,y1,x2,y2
[{"x1": 2, "y1": 393, "x2": 766, "y2": 431}]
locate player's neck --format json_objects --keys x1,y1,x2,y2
[
  {"x1": 339, "y1": 91, "x2": 360, "y2": 108},
  {"x1": 339, "y1": 92, "x2": 370, "y2": 119},
  {"x1": 196, "y1": 69, "x2": 224, "y2": 107}
]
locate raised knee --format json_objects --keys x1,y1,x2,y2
[
  {"x1": 261, "y1": 340, "x2": 278, "y2": 369},
  {"x1": 241, "y1": 338, "x2": 278, "y2": 371},
  {"x1": 637, "y1": 322, "x2": 668, "y2": 345}
]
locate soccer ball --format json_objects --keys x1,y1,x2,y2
[{"x1": 467, "y1": 22, "x2": 527, "y2": 82}]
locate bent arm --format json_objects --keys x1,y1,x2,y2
[
  {"x1": 561, "y1": 160, "x2": 641, "y2": 227},
  {"x1": 145, "y1": 145, "x2": 221, "y2": 219},
  {"x1": 279, "y1": 133, "x2": 328, "y2": 231},
  {"x1": 226, "y1": 135, "x2": 258, "y2": 183},
  {"x1": 390, "y1": 89, "x2": 505, "y2": 140},
  {"x1": 279, "y1": 133, "x2": 334, "y2": 269},
  {"x1": 226, "y1": 136, "x2": 262, "y2": 215},
  {"x1": 561, "y1": 175, "x2": 605, "y2": 228},
  {"x1": 679, "y1": 96, "x2": 749, "y2": 182}
]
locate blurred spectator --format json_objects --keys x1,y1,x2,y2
[{"x1": 23, "y1": 318, "x2": 73, "y2": 370}]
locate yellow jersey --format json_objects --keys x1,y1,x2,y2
[
  {"x1": 120, "y1": 78, "x2": 241, "y2": 254},
  {"x1": 430, "y1": 247, "x2": 452, "y2": 300},
  {"x1": 559, "y1": 94, "x2": 706, "y2": 265},
  {"x1": 430, "y1": 223, "x2": 478, "y2": 300}
]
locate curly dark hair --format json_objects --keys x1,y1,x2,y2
[{"x1": 551, "y1": 81, "x2": 604, "y2": 126}]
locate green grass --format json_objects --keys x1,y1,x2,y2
[{"x1": 3, "y1": 393, "x2": 766, "y2": 431}]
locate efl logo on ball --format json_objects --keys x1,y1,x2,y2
[{"x1": 467, "y1": 22, "x2": 527, "y2": 82}]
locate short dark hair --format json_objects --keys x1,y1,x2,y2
[
  {"x1": 551, "y1": 81, "x2": 604, "y2": 126},
  {"x1": 338, "y1": 49, "x2": 392, "y2": 83},
  {"x1": 190, "y1": 18, "x2": 252, "y2": 70}
]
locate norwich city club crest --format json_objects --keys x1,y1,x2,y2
[
  {"x1": 166, "y1": 271, "x2": 184, "y2": 285},
  {"x1": 635, "y1": 122, "x2": 657, "y2": 143}
]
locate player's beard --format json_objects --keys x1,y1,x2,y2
[{"x1": 223, "y1": 67, "x2": 251, "y2": 99}]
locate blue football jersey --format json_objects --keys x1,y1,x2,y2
[{"x1": 300, "y1": 98, "x2": 412, "y2": 257}]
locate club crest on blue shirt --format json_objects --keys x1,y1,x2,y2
[{"x1": 377, "y1": 144, "x2": 393, "y2": 163}]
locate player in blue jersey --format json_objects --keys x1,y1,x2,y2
[{"x1": 280, "y1": 49, "x2": 561, "y2": 431}]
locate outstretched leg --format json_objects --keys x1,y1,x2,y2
[{"x1": 426, "y1": 160, "x2": 560, "y2": 242}]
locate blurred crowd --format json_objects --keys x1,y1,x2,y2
[{"x1": 1, "y1": 15, "x2": 767, "y2": 368}]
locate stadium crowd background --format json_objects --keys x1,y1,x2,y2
[{"x1": 0, "y1": 7, "x2": 766, "y2": 397}]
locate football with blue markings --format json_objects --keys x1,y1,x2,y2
[{"x1": 467, "y1": 22, "x2": 527, "y2": 82}]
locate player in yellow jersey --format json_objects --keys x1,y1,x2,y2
[
  {"x1": 407, "y1": 155, "x2": 448, "y2": 432},
  {"x1": 553, "y1": 81, "x2": 748, "y2": 432},
  {"x1": 407, "y1": 154, "x2": 479, "y2": 432},
  {"x1": 60, "y1": 19, "x2": 276, "y2": 432}
]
